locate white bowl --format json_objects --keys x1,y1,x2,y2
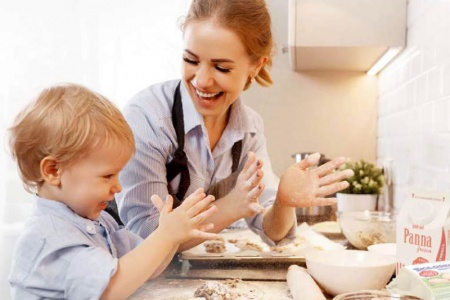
[
  {"x1": 368, "y1": 243, "x2": 396, "y2": 258},
  {"x1": 305, "y1": 249, "x2": 396, "y2": 296}
]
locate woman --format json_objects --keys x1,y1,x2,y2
[{"x1": 116, "y1": 0, "x2": 353, "y2": 251}]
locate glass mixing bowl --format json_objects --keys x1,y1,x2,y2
[{"x1": 337, "y1": 211, "x2": 396, "y2": 250}]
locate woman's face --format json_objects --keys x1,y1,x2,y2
[{"x1": 182, "y1": 20, "x2": 262, "y2": 120}]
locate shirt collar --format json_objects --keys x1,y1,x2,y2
[
  {"x1": 180, "y1": 81, "x2": 202, "y2": 134},
  {"x1": 228, "y1": 97, "x2": 257, "y2": 138},
  {"x1": 33, "y1": 195, "x2": 98, "y2": 235},
  {"x1": 180, "y1": 81, "x2": 257, "y2": 137}
]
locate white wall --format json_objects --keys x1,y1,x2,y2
[{"x1": 377, "y1": 0, "x2": 450, "y2": 211}]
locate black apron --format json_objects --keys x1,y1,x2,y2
[{"x1": 167, "y1": 81, "x2": 243, "y2": 208}]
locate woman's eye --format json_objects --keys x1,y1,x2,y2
[
  {"x1": 103, "y1": 174, "x2": 113, "y2": 179},
  {"x1": 183, "y1": 57, "x2": 198, "y2": 65},
  {"x1": 215, "y1": 66, "x2": 231, "y2": 73}
]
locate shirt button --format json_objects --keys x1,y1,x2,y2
[{"x1": 86, "y1": 225, "x2": 94, "y2": 232}]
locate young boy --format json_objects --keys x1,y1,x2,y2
[{"x1": 8, "y1": 83, "x2": 218, "y2": 300}]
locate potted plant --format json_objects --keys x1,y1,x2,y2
[{"x1": 337, "y1": 160, "x2": 384, "y2": 212}]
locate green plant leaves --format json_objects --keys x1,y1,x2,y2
[{"x1": 339, "y1": 160, "x2": 384, "y2": 195}]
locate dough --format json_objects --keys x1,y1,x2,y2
[
  {"x1": 194, "y1": 281, "x2": 235, "y2": 300},
  {"x1": 204, "y1": 238, "x2": 226, "y2": 254},
  {"x1": 235, "y1": 240, "x2": 263, "y2": 252}
]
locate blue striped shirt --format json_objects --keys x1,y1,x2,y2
[{"x1": 117, "y1": 79, "x2": 296, "y2": 246}]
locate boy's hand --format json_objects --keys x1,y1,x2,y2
[
  {"x1": 228, "y1": 152, "x2": 266, "y2": 218},
  {"x1": 151, "y1": 188, "x2": 218, "y2": 244}
]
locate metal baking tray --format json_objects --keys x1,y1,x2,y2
[
  {"x1": 180, "y1": 229, "x2": 307, "y2": 266},
  {"x1": 180, "y1": 225, "x2": 345, "y2": 266}
]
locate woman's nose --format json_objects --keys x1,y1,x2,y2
[{"x1": 194, "y1": 65, "x2": 214, "y2": 88}]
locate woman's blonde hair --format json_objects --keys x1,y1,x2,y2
[
  {"x1": 183, "y1": 0, "x2": 274, "y2": 90},
  {"x1": 8, "y1": 83, "x2": 135, "y2": 192}
]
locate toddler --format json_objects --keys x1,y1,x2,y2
[{"x1": 8, "y1": 83, "x2": 217, "y2": 300}]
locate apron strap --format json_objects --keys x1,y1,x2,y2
[
  {"x1": 104, "y1": 198, "x2": 123, "y2": 225},
  {"x1": 165, "y1": 82, "x2": 190, "y2": 207},
  {"x1": 231, "y1": 139, "x2": 242, "y2": 173},
  {"x1": 165, "y1": 81, "x2": 243, "y2": 206}
]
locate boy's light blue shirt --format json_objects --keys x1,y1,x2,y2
[{"x1": 8, "y1": 195, "x2": 142, "y2": 300}]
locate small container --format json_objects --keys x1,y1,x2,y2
[{"x1": 333, "y1": 290, "x2": 423, "y2": 300}]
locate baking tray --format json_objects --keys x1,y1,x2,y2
[
  {"x1": 180, "y1": 229, "x2": 309, "y2": 266},
  {"x1": 181, "y1": 251, "x2": 306, "y2": 266},
  {"x1": 181, "y1": 223, "x2": 347, "y2": 266}
]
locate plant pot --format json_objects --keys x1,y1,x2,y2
[{"x1": 336, "y1": 193, "x2": 378, "y2": 212}]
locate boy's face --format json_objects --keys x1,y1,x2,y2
[{"x1": 56, "y1": 140, "x2": 132, "y2": 220}]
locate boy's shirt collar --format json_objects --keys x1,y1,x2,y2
[{"x1": 33, "y1": 194, "x2": 99, "y2": 235}]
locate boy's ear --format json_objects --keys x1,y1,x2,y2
[{"x1": 40, "y1": 157, "x2": 61, "y2": 186}]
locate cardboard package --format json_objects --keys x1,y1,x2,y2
[
  {"x1": 396, "y1": 191, "x2": 450, "y2": 275},
  {"x1": 388, "y1": 261, "x2": 450, "y2": 300}
]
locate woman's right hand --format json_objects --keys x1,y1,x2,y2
[
  {"x1": 151, "y1": 188, "x2": 218, "y2": 244},
  {"x1": 276, "y1": 153, "x2": 353, "y2": 207},
  {"x1": 228, "y1": 152, "x2": 266, "y2": 218}
]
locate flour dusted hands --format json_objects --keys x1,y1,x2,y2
[
  {"x1": 151, "y1": 188, "x2": 218, "y2": 244},
  {"x1": 228, "y1": 151, "x2": 265, "y2": 218},
  {"x1": 277, "y1": 153, "x2": 354, "y2": 207}
]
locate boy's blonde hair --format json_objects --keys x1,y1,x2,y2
[{"x1": 9, "y1": 83, "x2": 135, "y2": 193}]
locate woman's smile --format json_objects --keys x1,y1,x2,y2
[
  {"x1": 192, "y1": 84, "x2": 224, "y2": 107},
  {"x1": 195, "y1": 88, "x2": 222, "y2": 98}
]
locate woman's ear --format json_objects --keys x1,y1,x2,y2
[
  {"x1": 40, "y1": 157, "x2": 61, "y2": 186},
  {"x1": 252, "y1": 56, "x2": 268, "y2": 76}
]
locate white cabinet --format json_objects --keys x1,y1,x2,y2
[{"x1": 288, "y1": 0, "x2": 407, "y2": 72}]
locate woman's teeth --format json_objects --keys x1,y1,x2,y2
[{"x1": 196, "y1": 89, "x2": 220, "y2": 98}]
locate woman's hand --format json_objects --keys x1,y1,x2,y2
[
  {"x1": 276, "y1": 153, "x2": 354, "y2": 207},
  {"x1": 228, "y1": 151, "x2": 266, "y2": 218},
  {"x1": 151, "y1": 188, "x2": 218, "y2": 244}
]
